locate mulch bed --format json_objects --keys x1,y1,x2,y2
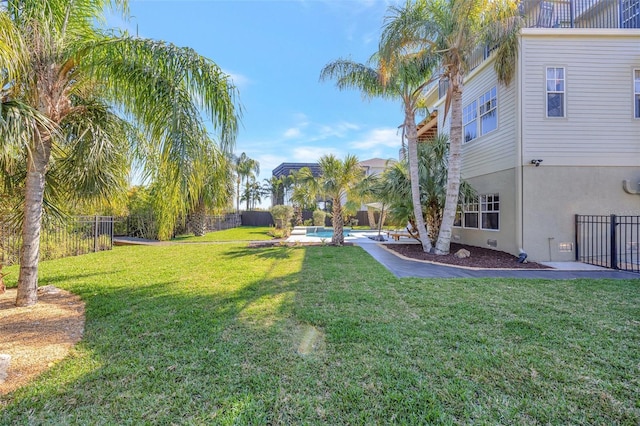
[{"x1": 385, "y1": 242, "x2": 551, "y2": 269}]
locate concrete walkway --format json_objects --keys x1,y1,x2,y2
[
  {"x1": 113, "y1": 237, "x2": 170, "y2": 246},
  {"x1": 357, "y1": 242, "x2": 639, "y2": 280},
  {"x1": 287, "y1": 230, "x2": 639, "y2": 280}
]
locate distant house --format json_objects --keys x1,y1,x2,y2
[
  {"x1": 358, "y1": 157, "x2": 394, "y2": 178},
  {"x1": 419, "y1": 0, "x2": 640, "y2": 262},
  {"x1": 271, "y1": 158, "x2": 396, "y2": 208},
  {"x1": 270, "y1": 163, "x2": 322, "y2": 206}
]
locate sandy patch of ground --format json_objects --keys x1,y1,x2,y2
[{"x1": 0, "y1": 286, "x2": 85, "y2": 396}]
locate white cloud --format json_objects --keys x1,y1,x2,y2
[
  {"x1": 309, "y1": 121, "x2": 360, "y2": 142},
  {"x1": 292, "y1": 146, "x2": 343, "y2": 163},
  {"x1": 224, "y1": 70, "x2": 251, "y2": 90},
  {"x1": 283, "y1": 127, "x2": 303, "y2": 139},
  {"x1": 349, "y1": 127, "x2": 401, "y2": 150},
  {"x1": 254, "y1": 153, "x2": 287, "y2": 178}
]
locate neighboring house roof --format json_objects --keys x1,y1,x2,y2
[
  {"x1": 273, "y1": 158, "x2": 397, "y2": 179},
  {"x1": 272, "y1": 162, "x2": 321, "y2": 178},
  {"x1": 358, "y1": 158, "x2": 395, "y2": 169}
]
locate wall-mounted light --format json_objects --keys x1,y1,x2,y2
[
  {"x1": 530, "y1": 159, "x2": 543, "y2": 167},
  {"x1": 622, "y1": 180, "x2": 640, "y2": 195}
]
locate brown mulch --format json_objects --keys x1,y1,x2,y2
[
  {"x1": 385, "y1": 242, "x2": 551, "y2": 269},
  {"x1": 0, "y1": 286, "x2": 85, "y2": 396}
]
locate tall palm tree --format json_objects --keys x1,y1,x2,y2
[
  {"x1": 189, "y1": 145, "x2": 234, "y2": 237},
  {"x1": 0, "y1": 0, "x2": 239, "y2": 306},
  {"x1": 380, "y1": 0, "x2": 521, "y2": 254},
  {"x1": 320, "y1": 52, "x2": 437, "y2": 252},
  {"x1": 380, "y1": 134, "x2": 474, "y2": 245},
  {"x1": 304, "y1": 154, "x2": 365, "y2": 245},
  {"x1": 234, "y1": 152, "x2": 259, "y2": 212}
]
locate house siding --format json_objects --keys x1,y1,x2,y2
[
  {"x1": 452, "y1": 169, "x2": 519, "y2": 256},
  {"x1": 437, "y1": 60, "x2": 519, "y2": 179},
  {"x1": 461, "y1": 64, "x2": 518, "y2": 179},
  {"x1": 427, "y1": 29, "x2": 640, "y2": 264},
  {"x1": 521, "y1": 32, "x2": 640, "y2": 166},
  {"x1": 522, "y1": 166, "x2": 640, "y2": 261}
]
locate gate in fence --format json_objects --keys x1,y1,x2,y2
[
  {"x1": 0, "y1": 216, "x2": 114, "y2": 266},
  {"x1": 575, "y1": 215, "x2": 639, "y2": 273}
]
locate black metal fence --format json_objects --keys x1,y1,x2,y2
[
  {"x1": 520, "y1": 0, "x2": 639, "y2": 29},
  {"x1": 114, "y1": 213, "x2": 241, "y2": 239},
  {"x1": 575, "y1": 214, "x2": 639, "y2": 273},
  {"x1": 190, "y1": 213, "x2": 241, "y2": 233},
  {"x1": 0, "y1": 216, "x2": 114, "y2": 266}
]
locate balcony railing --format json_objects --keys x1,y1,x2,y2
[{"x1": 520, "y1": 0, "x2": 640, "y2": 29}]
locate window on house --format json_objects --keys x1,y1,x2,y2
[
  {"x1": 635, "y1": 69, "x2": 640, "y2": 118},
  {"x1": 622, "y1": 0, "x2": 640, "y2": 28},
  {"x1": 480, "y1": 194, "x2": 500, "y2": 230},
  {"x1": 463, "y1": 100, "x2": 478, "y2": 143},
  {"x1": 454, "y1": 206, "x2": 462, "y2": 227},
  {"x1": 480, "y1": 87, "x2": 497, "y2": 135},
  {"x1": 546, "y1": 67, "x2": 565, "y2": 117},
  {"x1": 463, "y1": 198, "x2": 479, "y2": 229}
]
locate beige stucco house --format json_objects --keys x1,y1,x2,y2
[{"x1": 419, "y1": 0, "x2": 640, "y2": 262}]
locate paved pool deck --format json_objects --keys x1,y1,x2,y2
[{"x1": 287, "y1": 231, "x2": 639, "y2": 280}]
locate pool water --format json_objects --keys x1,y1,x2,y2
[{"x1": 307, "y1": 230, "x2": 350, "y2": 238}]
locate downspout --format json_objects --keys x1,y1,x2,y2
[{"x1": 515, "y1": 34, "x2": 524, "y2": 254}]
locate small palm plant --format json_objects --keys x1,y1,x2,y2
[{"x1": 302, "y1": 154, "x2": 365, "y2": 246}]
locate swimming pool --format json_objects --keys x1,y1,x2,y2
[{"x1": 306, "y1": 229, "x2": 351, "y2": 238}]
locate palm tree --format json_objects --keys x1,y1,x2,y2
[
  {"x1": 240, "y1": 177, "x2": 264, "y2": 210},
  {"x1": 320, "y1": 52, "x2": 437, "y2": 252},
  {"x1": 380, "y1": 134, "x2": 474, "y2": 245},
  {"x1": 288, "y1": 167, "x2": 316, "y2": 226},
  {"x1": 189, "y1": 145, "x2": 234, "y2": 237},
  {"x1": 234, "y1": 152, "x2": 259, "y2": 212},
  {"x1": 304, "y1": 154, "x2": 365, "y2": 245},
  {"x1": 263, "y1": 175, "x2": 284, "y2": 207},
  {"x1": 0, "y1": 0, "x2": 239, "y2": 306},
  {"x1": 380, "y1": 0, "x2": 521, "y2": 254}
]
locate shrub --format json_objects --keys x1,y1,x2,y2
[
  {"x1": 267, "y1": 226, "x2": 290, "y2": 239},
  {"x1": 312, "y1": 210, "x2": 326, "y2": 227},
  {"x1": 270, "y1": 205, "x2": 294, "y2": 229}
]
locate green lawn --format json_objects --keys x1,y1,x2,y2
[
  {"x1": 172, "y1": 226, "x2": 274, "y2": 242},
  {"x1": 1, "y1": 243, "x2": 639, "y2": 424}
]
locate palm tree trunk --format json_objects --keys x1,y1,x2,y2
[
  {"x1": 16, "y1": 142, "x2": 51, "y2": 307},
  {"x1": 245, "y1": 181, "x2": 250, "y2": 211},
  {"x1": 191, "y1": 200, "x2": 207, "y2": 237},
  {"x1": 405, "y1": 105, "x2": 432, "y2": 252},
  {"x1": 435, "y1": 77, "x2": 463, "y2": 255},
  {"x1": 367, "y1": 207, "x2": 376, "y2": 229},
  {"x1": 236, "y1": 177, "x2": 240, "y2": 213},
  {"x1": 331, "y1": 198, "x2": 344, "y2": 245}
]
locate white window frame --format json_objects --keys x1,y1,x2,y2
[
  {"x1": 480, "y1": 194, "x2": 500, "y2": 231},
  {"x1": 634, "y1": 69, "x2": 640, "y2": 119},
  {"x1": 479, "y1": 86, "x2": 498, "y2": 135},
  {"x1": 463, "y1": 100, "x2": 478, "y2": 143},
  {"x1": 546, "y1": 67, "x2": 565, "y2": 118},
  {"x1": 462, "y1": 197, "x2": 479, "y2": 229}
]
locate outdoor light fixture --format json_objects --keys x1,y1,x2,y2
[{"x1": 530, "y1": 159, "x2": 543, "y2": 167}]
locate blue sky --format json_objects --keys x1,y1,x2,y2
[{"x1": 110, "y1": 0, "x2": 404, "y2": 185}]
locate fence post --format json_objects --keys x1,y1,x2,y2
[
  {"x1": 610, "y1": 214, "x2": 618, "y2": 270},
  {"x1": 94, "y1": 215, "x2": 99, "y2": 253},
  {"x1": 574, "y1": 214, "x2": 579, "y2": 261}
]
